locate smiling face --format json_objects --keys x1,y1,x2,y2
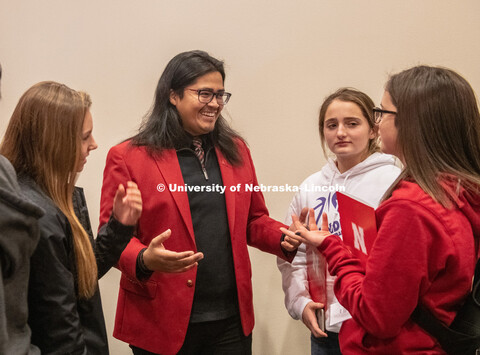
[
  {"x1": 323, "y1": 99, "x2": 375, "y2": 173},
  {"x1": 76, "y1": 109, "x2": 98, "y2": 172},
  {"x1": 169, "y1": 71, "x2": 224, "y2": 136},
  {"x1": 378, "y1": 91, "x2": 401, "y2": 160}
]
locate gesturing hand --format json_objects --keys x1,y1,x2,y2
[
  {"x1": 143, "y1": 229, "x2": 204, "y2": 273},
  {"x1": 281, "y1": 207, "x2": 309, "y2": 252},
  {"x1": 113, "y1": 181, "x2": 142, "y2": 226},
  {"x1": 280, "y1": 208, "x2": 331, "y2": 247}
]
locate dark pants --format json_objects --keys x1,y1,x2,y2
[
  {"x1": 311, "y1": 331, "x2": 342, "y2": 355},
  {"x1": 130, "y1": 314, "x2": 252, "y2": 355}
]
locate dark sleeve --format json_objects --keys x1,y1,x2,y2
[
  {"x1": 0, "y1": 160, "x2": 43, "y2": 280},
  {"x1": 0, "y1": 162, "x2": 43, "y2": 354},
  {"x1": 73, "y1": 187, "x2": 134, "y2": 279},
  {"x1": 95, "y1": 216, "x2": 135, "y2": 279},
  {"x1": 135, "y1": 247, "x2": 153, "y2": 280},
  {"x1": 28, "y1": 214, "x2": 87, "y2": 355}
]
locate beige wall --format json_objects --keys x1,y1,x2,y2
[{"x1": 1, "y1": 1, "x2": 479, "y2": 354}]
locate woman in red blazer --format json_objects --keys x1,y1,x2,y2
[{"x1": 99, "y1": 50, "x2": 300, "y2": 355}]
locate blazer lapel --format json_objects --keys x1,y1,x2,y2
[
  {"x1": 153, "y1": 150, "x2": 195, "y2": 241},
  {"x1": 216, "y1": 147, "x2": 236, "y2": 236}
]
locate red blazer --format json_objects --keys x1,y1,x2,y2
[{"x1": 99, "y1": 139, "x2": 291, "y2": 355}]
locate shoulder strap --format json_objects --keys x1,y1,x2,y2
[
  {"x1": 412, "y1": 304, "x2": 479, "y2": 354},
  {"x1": 411, "y1": 304, "x2": 454, "y2": 342},
  {"x1": 412, "y1": 257, "x2": 480, "y2": 355}
]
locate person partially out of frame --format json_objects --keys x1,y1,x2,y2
[
  {"x1": 0, "y1": 64, "x2": 43, "y2": 355},
  {"x1": 283, "y1": 66, "x2": 480, "y2": 354}
]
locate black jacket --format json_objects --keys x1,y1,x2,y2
[
  {"x1": 0, "y1": 156, "x2": 42, "y2": 355},
  {"x1": 20, "y1": 176, "x2": 134, "y2": 355}
]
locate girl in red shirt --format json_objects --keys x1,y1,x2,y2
[{"x1": 283, "y1": 65, "x2": 480, "y2": 354}]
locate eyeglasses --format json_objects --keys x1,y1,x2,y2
[
  {"x1": 186, "y1": 89, "x2": 232, "y2": 105},
  {"x1": 373, "y1": 107, "x2": 397, "y2": 123}
]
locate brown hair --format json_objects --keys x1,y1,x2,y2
[
  {"x1": 382, "y1": 65, "x2": 480, "y2": 207},
  {"x1": 318, "y1": 87, "x2": 379, "y2": 158},
  {"x1": 1, "y1": 81, "x2": 97, "y2": 298}
]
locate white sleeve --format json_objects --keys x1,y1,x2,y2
[{"x1": 276, "y1": 194, "x2": 312, "y2": 320}]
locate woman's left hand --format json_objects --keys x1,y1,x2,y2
[
  {"x1": 280, "y1": 208, "x2": 331, "y2": 247},
  {"x1": 112, "y1": 181, "x2": 143, "y2": 226}
]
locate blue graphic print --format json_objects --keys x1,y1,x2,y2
[{"x1": 313, "y1": 192, "x2": 341, "y2": 237}]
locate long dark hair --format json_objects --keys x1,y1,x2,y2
[
  {"x1": 382, "y1": 65, "x2": 480, "y2": 207},
  {"x1": 132, "y1": 50, "x2": 242, "y2": 165}
]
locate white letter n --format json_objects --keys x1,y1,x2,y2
[{"x1": 352, "y1": 222, "x2": 367, "y2": 254}]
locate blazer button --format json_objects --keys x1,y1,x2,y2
[{"x1": 186, "y1": 280, "x2": 193, "y2": 287}]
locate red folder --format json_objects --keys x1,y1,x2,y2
[
  {"x1": 306, "y1": 245, "x2": 326, "y2": 304},
  {"x1": 336, "y1": 192, "x2": 377, "y2": 262}
]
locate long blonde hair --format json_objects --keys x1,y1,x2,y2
[{"x1": 1, "y1": 81, "x2": 97, "y2": 299}]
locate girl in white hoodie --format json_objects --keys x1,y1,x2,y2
[{"x1": 277, "y1": 88, "x2": 400, "y2": 355}]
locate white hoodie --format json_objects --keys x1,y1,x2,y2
[{"x1": 277, "y1": 152, "x2": 401, "y2": 333}]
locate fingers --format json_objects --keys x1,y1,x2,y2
[
  {"x1": 321, "y1": 212, "x2": 329, "y2": 232},
  {"x1": 126, "y1": 181, "x2": 138, "y2": 189},
  {"x1": 174, "y1": 262, "x2": 199, "y2": 273},
  {"x1": 163, "y1": 251, "x2": 204, "y2": 273},
  {"x1": 123, "y1": 181, "x2": 142, "y2": 205},
  {"x1": 125, "y1": 181, "x2": 140, "y2": 195},
  {"x1": 310, "y1": 324, "x2": 328, "y2": 338},
  {"x1": 112, "y1": 184, "x2": 126, "y2": 208},
  {"x1": 280, "y1": 227, "x2": 299, "y2": 239},
  {"x1": 299, "y1": 207, "x2": 309, "y2": 224},
  {"x1": 160, "y1": 250, "x2": 203, "y2": 263},
  {"x1": 280, "y1": 227, "x2": 305, "y2": 244},
  {"x1": 289, "y1": 213, "x2": 306, "y2": 237},
  {"x1": 116, "y1": 183, "x2": 126, "y2": 199},
  {"x1": 146, "y1": 249, "x2": 204, "y2": 273},
  {"x1": 144, "y1": 230, "x2": 206, "y2": 273},
  {"x1": 308, "y1": 208, "x2": 318, "y2": 231},
  {"x1": 293, "y1": 216, "x2": 306, "y2": 231},
  {"x1": 310, "y1": 302, "x2": 324, "y2": 310},
  {"x1": 309, "y1": 306, "x2": 327, "y2": 338},
  {"x1": 302, "y1": 302, "x2": 327, "y2": 338},
  {"x1": 160, "y1": 249, "x2": 197, "y2": 261},
  {"x1": 281, "y1": 235, "x2": 301, "y2": 251},
  {"x1": 112, "y1": 181, "x2": 143, "y2": 226},
  {"x1": 150, "y1": 229, "x2": 172, "y2": 247},
  {"x1": 291, "y1": 213, "x2": 300, "y2": 225},
  {"x1": 289, "y1": 208, "x2": 310, "y2": 234}
]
